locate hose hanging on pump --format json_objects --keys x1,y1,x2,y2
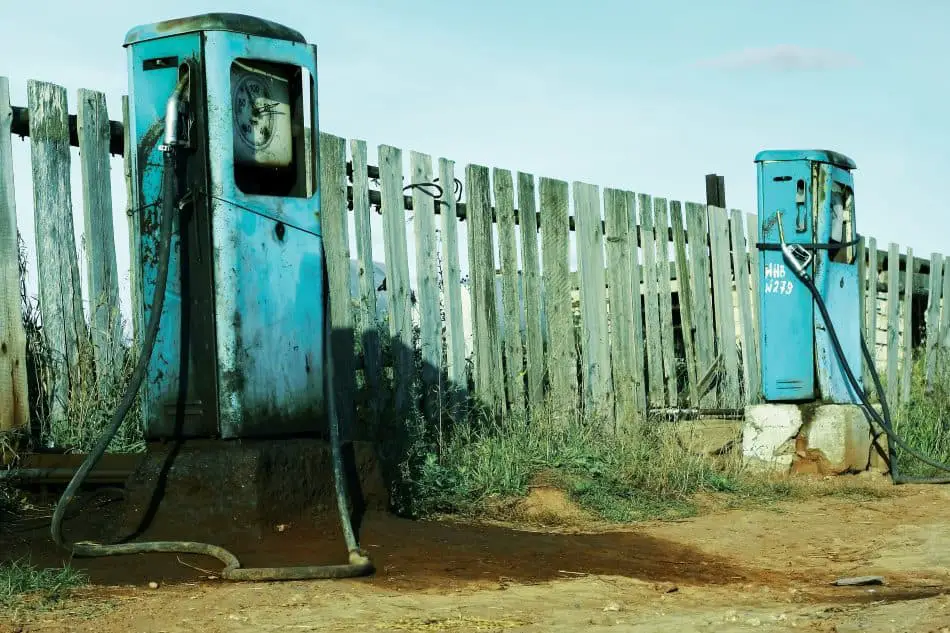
[
  {"x1": 770, "y1": 211, "x2": 950, "y2": 484},
  {"x1": 49, "y1": 75, "x2": 374, "y2": 581}
]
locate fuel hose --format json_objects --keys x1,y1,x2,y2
[{"x1": 48, "y1": 77, "x2": 374, "y2": 581}]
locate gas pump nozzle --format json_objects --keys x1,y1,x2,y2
[{"x1": 776, "y1": 210, "x2": 813, "y2": 280}]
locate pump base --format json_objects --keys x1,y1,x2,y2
[
  {"x1": 742, "y1": 403, "x2": 880, "y2": 476},
  {"x1": 118, "y1": 439, "x2": 390, "y2": 542}
]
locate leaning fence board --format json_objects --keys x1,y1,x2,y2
[
  {"x1": 494, "y1": 168, "x2": 525, "y2": 418},
  {"x1": 671, "y1": 201, "x2": 698, "y2": 406},
  {"x1": 638, "y1": 193, "x2": 664, "y2": 407},
  {"x1": 886, "y1": 243, "x2": 900, "y2": 406},
  {"x1": 685, "y1": 202, "x2": 716, "y2": 406},
  {"x1": 466, "y1": 164, "x2": 505, "y2": 416},
  {"x1": 730, "y1": 209, "x2": 759, "y2": 403},
  {"x1": 604, "y1": 188, "x2": 645, "y2": 426},
  {"x1": 707, "y1": 205, "x2": 740, "y2": 407},
  {"x1": 540, "y1": 177, "x2": 577, "y2": 419},
  {"x1": 942, "y1": 258, "x2": 950, "y2": 351},
  {"x1": 439, "y1": 158, "x2": 467, "y2": 401},
  {"x1": 924, "y1": 252, "x2": 944, "y2": 386},
  {"x1": 0, "y1": 77, "x2": 29, "y2": 432},
  {"x1": 28, "y1": 80, "x2": 87, "y2": 428},
  {"x1": 574, "y1": 181, "x2": 612, "y2": 425},
  {"x1": 379, "y1": 145, "x2": 415, "y2": 417},
  {"x1": 857, "y1": 237, "x2": 868, "y2": 388},
  {"x1": 653, "y1": 198, "x2": 677, "y2": 406},
  {"x1": 745, "y1": 211, "x2": 762, "y2": 384},
  {"x1": 517, "y1": 172, "x2": 545, "y2": 410},
  {"x1": 320, "y1": 133, "x2": 357, "y2": 438},
  {"x1": 121, "y1": 96, "x2": 143, "y2": 349},
  {"x1": 77, "y1": 88, "x2": 122, "y2": 380},
  {"x1": 351, "y1": 139, "x2": 384, "y2": 419},
  {"x1": 410, "y1": 151, "x2": 443, "y2": 414},
  {"x1": 867, "y1": 237, "x2": 879, "y2": 370},
  {"x1": 900, "y1": 247, "x2": 914, "y2": 403}
]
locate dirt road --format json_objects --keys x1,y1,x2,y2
[{"x1": 4, "y1": 476, "x2": 950, "y2": 632}]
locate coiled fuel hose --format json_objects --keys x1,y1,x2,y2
[
  {"x1": 775, "y1": 225, "x2": 950, "y2": 484},
  {"x1": 49, "y1": 76, "x2": 374, "y2": 581}
]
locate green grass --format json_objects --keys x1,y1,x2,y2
[
  {"x1": 0, "y1": 560, "x2": 87, "y2": 616},
  {"x1": 890, "y1": 348, "x2": 950, "y2": 479}
]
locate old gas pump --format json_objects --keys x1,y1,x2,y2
[
  {"x1": 755, "y1": 150, "x2": 862, "y2": 404},
  {"x1": 50, "y1": 13, "x2": 373, "y2": 581}
]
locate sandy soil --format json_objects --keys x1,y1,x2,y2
[{"x1": 3, "y1": 475, "x2": 950, "y2": 632}]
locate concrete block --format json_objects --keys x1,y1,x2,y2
[
  {"x1": 801, "y1": 404, "x2": 873, "y2": 474},
  {"x1": 674, "y1": 419, "x2": 743, "y2": 457},
  {"x1": 742, "y1": 404, "x2": 803, "y2": 473}
]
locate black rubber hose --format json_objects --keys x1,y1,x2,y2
[
  {"x1": 797, "y1": 268, "x2": 950, "y2": 481},
  {"x1": 49, "y1": 139, "x2": 373, "y2": 580}
]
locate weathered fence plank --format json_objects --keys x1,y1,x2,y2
[
  {"x1": 379, "y1": 145, "x2": 415, "y2": 417},
  {"x1": 942, "y1": 258, "x2": 950, "y2": 351},
  {"x1": 410, "y1": 151, "x2": 443, "y2": 415},
  {"x1": 866, "y1": 236, "x2": 879, "y2": 370},
  {"x1": 730, "y1": 208, "x2": 759, "y2": 403},
  {"x1": 517, "y1": 172, "x2": 545, "y2": 411},
  {"x1": 685, "y1": 202, "x2": 716, "y2": 406},
  {"x1": 653, "y1": 198, "x2": 677, "y2": 406},
  {"x1": 121, "y1": 96, "x2": 142, "y2": 349},
  {"x1": 857, "y1": 236, "x2": 868, "y2": 388},
  {"x1": 671, "y1": 201, "x2": 698, "y2": 406},
  {"x1": 540, "y1": 177, "x2": 577, "y2": 419},
  {"x1": 351, "y1": 139, "x2": 384, "y2": 419},
  {"x1": 900, "y1": 246, "x2": 914, "y2": 403},
  {"x1": 707, "y1": 205, "x2": 740, "y2": 407},
  {"x1": 605, "y1": 188, "x2": 646, "y2": 425},
  {"x1": 574, "y1": 181, "x2": 612, "y2": 425},
  {"x1": 638, "y1": 193, "x2": 664, "y2": 407},
  {"x1": 494, "y1": 168, "x2": 525, "y2": 418},
  {"x1": 0, "y1": 76, "x2": 29, "y2": 433},
  {"x1": 745, "y1": 211, "x2": 762, "y2": 384},
  {"x1": 439, "y1": 158, "x2": 466, "y2": 402},
  {"x1": 320, "y1": 133, "x2": 356, "y2": 438},
  {"x1": 28, "y1": 80, "x2": 87, "y2": 429},
  {"x1": 466, "y1": 164, "x2": 505, "y2": 417},
  {"x1": 77, "y1": 88, "x2": 122, "y2": 380},
  {"x1": 924, "y1": 252, "x2": 945, "y2": 387},
  {"x1": 886, "y1": 242, "x2": 900, "y2": 405}
]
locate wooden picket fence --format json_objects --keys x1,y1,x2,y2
[{"x1": 1, "y1": 77, "x2": 949, "y2": 442}]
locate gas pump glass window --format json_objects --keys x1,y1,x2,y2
[
  {"x1": 829, "y1": 180, "x2": 855, "y2": 264},
  {"x1": 230, "y1": 58, "x2": 314, "y2": 198}
]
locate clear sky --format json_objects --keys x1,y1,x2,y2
[{"x1": 2, "y1": 0, "x2": 947, "y2": 329}]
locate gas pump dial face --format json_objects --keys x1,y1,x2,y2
[{"x1": 233, "y1": 73, "x2": 280, "y2": 151}]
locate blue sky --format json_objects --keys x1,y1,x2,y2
[{"x1": 2, "y1": 0, "x2": 947, "y2": 326}]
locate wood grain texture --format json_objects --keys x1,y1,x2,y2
[
  {"x1": 539, "y1": 177, "x2": 577, "y2": 419},
  {"x1": 466, "y1": 164, "x2": 505, "y2": 416},
  {"x1": 122, "y1": 96, "x2": 143, "y2": 350},
  {"x1": 574, "y1": 181, "x2": 612, "y2": 425},
  {"x1": 685, "y1": 202, "x2": 716, "y2": 407},
  {"x1": 379, "y1": 145, "x2": 415, "y2": 417},
  {"x1": 439, "y1": 158, "x2": 467, "y2": 399},
  {"x1": 77, "y1": 88, "x2": 122, "y2": 380},
  {"x1": 28, "y1": 80, "x2": 87, "y2": 428},
  {"x1": 410, "y1": 151, "x2": 443, "y2": 413},
  {"x1": 351, "y1": 139, "x2": 384, "y2": 419},
  {"x1": 0, "y1": 77, "x2": 29, "y2": 432},
  {"x1": 745, "y1": 211, "x2": 762, "y2": 392},
  {"x1": 900, "y1": 246, "x2": 914, "y2": 404},
  {"x1": 604, "y1": 187, "x2": 645, "y2": 426},
  {"x1": 671, "y1": 201, "x2": 698, "y2": 406},
  {"x1": 320, "y1": 133, "x2": 356, "y2": 438},
  {"x1": 638, "y1": 193, "x2": 664, "y2": 407},
  {"x1": 707, "y1": 206, "x2": 739, "y2": 407},
  {"x1": 493, "y1": 168, "x2": 525, "y2": 418},
  {"x1": 729, "y1": 209, "x2": 759, "y2": 403},
  {"x1": 886, "y1": 242, "x2": 900, "y2": 406},
  {"x1": 653, "y1": 198, "x2": 677, "y2": 406},
  {"x1": 517, "y1": 172, "x2": 545, "y2": 411},
  {"x1": 867, "y1": 236, "x2": 879, "y2": 369},
  {"x1": 924, "y1": 252, "x2": 944, "y2": 387}
]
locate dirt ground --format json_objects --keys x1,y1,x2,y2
[{"x1": 3, "y1": 474, "x2": 950, "y2": 632}]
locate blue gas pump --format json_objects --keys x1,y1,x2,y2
[
  {"x1": 755, "y1": 150, "x2": 862, "y2": 404},
  {"x1": 49, "y1": 13, "x2": 374, "y2": 581}
]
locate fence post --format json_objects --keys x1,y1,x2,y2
[{"x1": 0, "y1": 77, "x2": 29, "y2": 436}]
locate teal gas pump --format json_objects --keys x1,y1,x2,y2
[
  {"x1": 755, "y1": 149, "x2": 950, "y2": 484},
  {"x1": 48, "y1": 14, "x2": 374, "y2": 581}
]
